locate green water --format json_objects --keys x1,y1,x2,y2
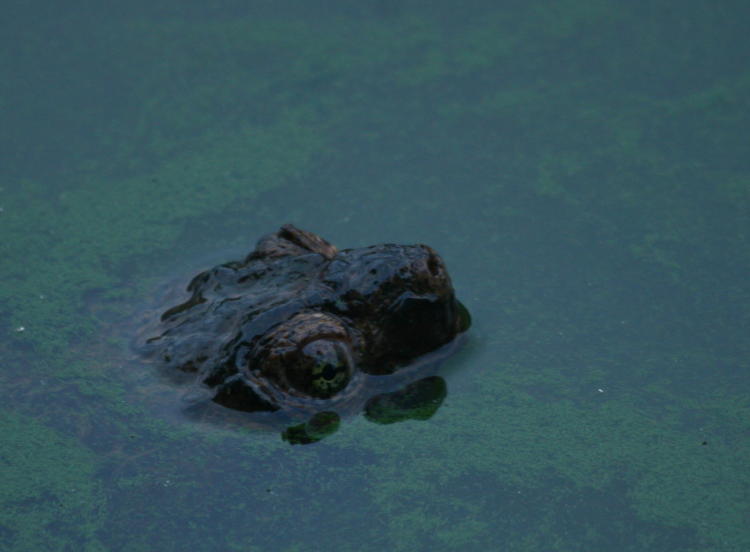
[{"x1": 2, "y1": 1, "x2": 749, "y2": 550}]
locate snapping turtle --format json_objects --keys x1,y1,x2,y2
[{"x1": 137, "y1": 225, "x2": 470, "y2": 443}]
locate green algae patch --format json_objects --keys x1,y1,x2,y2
[
  {"x1": 0, "y1": 409, "x2": 106, "y2": 551},
  {"x1": 351, "y1": 375, "x2": 748, "y2": 550},
  {"x1": 0, "y1": 110, "x2": 322, "y2": 365},
  {"x1": 0, "y1": 103, "x2": 327, "y2": 496}
]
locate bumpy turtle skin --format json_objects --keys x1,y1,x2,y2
[{"x1": 138, "y1": 225, "x2": 469, "y2": 413}]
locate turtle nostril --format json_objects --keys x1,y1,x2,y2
[{"x1": 427, "y1": 253, "x2": 441, "y2": 276}]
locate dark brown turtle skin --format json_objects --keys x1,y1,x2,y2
[{"x1": 137, "y1": 225, "x2": 470, "y2": 438}]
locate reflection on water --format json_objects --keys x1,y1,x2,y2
[
  {"x1": 283, "y1": 376, "x2": 447, "y2": 445},
  {"x1": 180, "y1": 374, "x2": 449, "y2": 445}
]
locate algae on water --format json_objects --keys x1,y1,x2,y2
[{"x1": 0, "y1": 410, "x2": 106, "y2": 552}]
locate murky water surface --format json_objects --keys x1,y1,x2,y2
[{"x1": 1, "y1": 2, "x2": 748, "y2": 550}]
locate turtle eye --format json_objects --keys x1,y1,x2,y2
[
  {"x1": 320, "y1": 364, "x2": 339, "y2": 381},
  {"x1": 284, "y1": 339, "x2": 353, "y2": 399}
]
